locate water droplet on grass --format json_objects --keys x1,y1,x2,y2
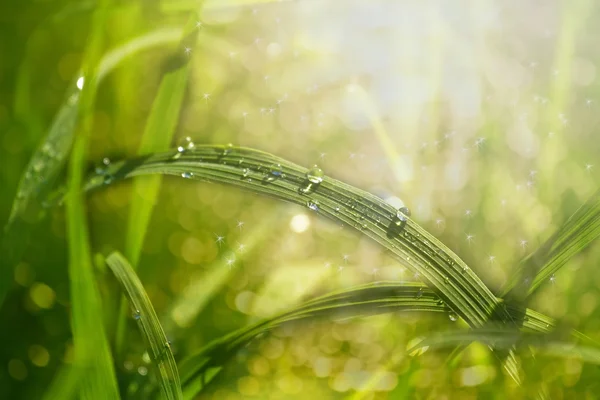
[
  {"x1": 306, "y1": 165, "x2": 324, "y2": 183},
  {"x1": 242, "y1": 168, "x2": 250, "y2": 177},
  {"x1": 416, "y1": 288, "x2": 423, "y2": 298},
  {"x1": 181, "y1": 172, "x2": 193, "y2": 179},
  {"x1": 449, "y1": 312, "x2": 458, "y2": 322},
  {"x1": 269, "y1": 163, "x2": 283, "y2": 177},
  {"x1": 223, "y1": 143, "x2": 233, "y2": 155},
  {"x1": 177, "y1": 137, "x2": 195, "y2": 153},
  {"x1": 307, "y1": 200, "x2": 319, "y2": 211},
  {"x1": 133, "y1": 310, "x2": 141, "y2": 320},
  {"x1": 389, "y1": 206, "x2": 411, "y2": 233}
]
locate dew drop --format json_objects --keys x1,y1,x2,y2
[
  {"x1": 133, "y1": 310, "x2": 141, "y2": 320},
  {"x1": 269, "y1": 163, "x2": 284, "y2": 178},
  {"x1": 416, "y1": 288, "x2": 423, "y2": 298},
  {"x1": 223, "y1": 143, "x2": 233, "y2": 155},
  {"x1": 444, "y1": 276, "x2": 450, "y2": 284},
  {"x1": 449, "y1": 312, "x2": 458, "y2": 322},
  {"x1": 334, "y1": 206, "x2": 340, "y2": 213},
  {"x1": 399, "y1": 206, "x2": 411, "y2": 218},
  {"x1": 307, "y1": 199, "x2": 319, "y2": 211},
  {"x1": 181, "y1": 172, "x2": 193, "y2": 179},
  {"x1": 242, "y1": 168, "x2": 250, "y2": 178},
  {"x1": 390, "y1": 206, "x2": 411, "y2": 232},
  {"x1": 306, "y1": 165, "x2": 324, "y2": 184},
  {"x1": 436, "y1": 299, "x2": 444, "y2": 306},
  {"x1": 298, "y1": 185, "x2": 313, "y2": 195},
  {"x1": 103, "y1": 175, "x2": 114, "y2": 185},
  {"x1": 177, "y1": 137, "x2": 195, "y2": 153}
]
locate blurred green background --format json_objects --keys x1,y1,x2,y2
[{"x1": 2, "y1": 0, "x2": 600, "y2": 398}]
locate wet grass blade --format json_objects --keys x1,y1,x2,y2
[
  {"x1": 174, "y1": 282, "x2": 556, "y2": 398},
  {"x1": 0, "y1": 27, "x2": 184, "y2": 310},
  {"x1": 116, "y1": 14, "x2": 198, "y2": 358},
  {"x1": 65, "y1": 2, "x2": 120, "y2": 398},
  {"x1": 81, "y1": 145, "x2": 514, "y2": 332},
  {"x1": 106, "y1": 252, "x2": 183, "y2": 400},
  {"x1": 502, "y1": 189, "x2": 600, "y2": 302}
]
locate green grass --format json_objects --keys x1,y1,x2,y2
[
  {"x1": 3, "y1": 1, "x2": 600, "y2": 399},
  {"x1": 106, "y1": 252, "x2": 182, "y2": 400}
]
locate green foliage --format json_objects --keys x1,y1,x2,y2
[
  {"x1": 502, "y1": 189, "x2": 600, "y2": 302},
  {"x1": 3, "y1": 1, "x2": 600, "y2": 399},
  {"x1": 64, "y1": 3, "x2": 120, "y2": 399}
]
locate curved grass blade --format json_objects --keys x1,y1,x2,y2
[
  {"x1": 106, "y1": 252, "x2": 183, "y2": 400},
  {"x1": 0, "y1": 27, "x2": 184, "y2": 309},
  {"x1": 116, "y1": 14, "x2": 199, "y2": 358},
  {"x1": 408, "y1": 326, "x2": 600, "y2": 366},
  {"x1": 173, "y1": 282, "x2": 556, "y2": 398},
  {"x1": 81, "y1": 145, "x2": 514, "y2": 331},
  {"x1": 502, "y1": 189, "x2": 600, "y2": 302},
  {"x1": 65, "y1": 3, "x2": 120, "y2": 398}
]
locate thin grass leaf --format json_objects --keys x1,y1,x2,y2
[
  {"x1": 0, "y1": 27, "x2": 184, "y2": 309},
  {"x1": 81, "y1": 145, "x2": 514, "y2": 331},
  {"x1": 106, "y1": 252, "x2": 183, "y2": 400},
  {"x1": 65, "y1": 3, "x2": 120, "y2": 398},
  {"x1": 502, "y1": 189, "x2": 600, "y2": 302},
  {"x1": 116, "y1": 14, "x2": 199, "y2": 358},
  {"x1": 408, "y1": 326, "x2": 600, "y2": 366},
  {"x1": 173, "y1": 282, "x2": 556, "y2": 398}
]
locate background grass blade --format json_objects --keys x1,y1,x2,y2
[
  {"x1": 408, "y1": 327, "x2": 600, "y2": 366},
  {"x1": 502, "y1": 189, "x2": 600, "y2": 302},
  {"x1": 106, "y1": 252, "x2": 183, "y2": 400},
  {"x1": 81, "y1": 145, "x2": 514, "y2": 331},
  {"x1": 173, "y1": 282, "x2": 557, "y2": 398},
  {"x1": 64, "y1": 2, "x2": 120, "y2": 398},
  {"x1": 115, "y1": 14, "x2": 198, "y2": 358},
  {"x1": 0, "y1": 26, "x2": 184, "y2": 310}
]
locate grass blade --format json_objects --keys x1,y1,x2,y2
[
  {"x1": 116, "y1": 14, "x2": 198, "y2": 357},
  {"x1": 65, "y1": 2, "x2": 120, "y2": 398},
  {"x1": 174, "y1": 282, "x2": 557, "y2": 398},
  {"x1": 106, "y1": 252, "x2": 183, "y2": 400},
  {"x1": 0, "y1": 26, "x2": 184, "y2": 309},
  {"x1": 502, "y1": 189, "x2": 600, "y2": 302},
  {"x1": 408, "y1": 326, "x2": 600, "y2": 366},
  {"x1": 81, "y1": 145, "x2": 514, "y2": 331}
]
